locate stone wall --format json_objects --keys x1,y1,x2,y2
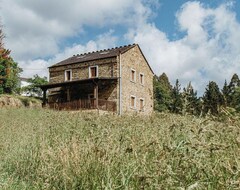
[
  {"x1": 120, "y1": 45, "x2": 154, "y2": 115},
  {"x1": 49, "y1": 57, "x2": 117, "y2": 84},
  {"x1": 48, "y1": 57, "x2": 119, "y2": 104}
]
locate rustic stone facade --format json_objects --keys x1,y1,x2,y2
[
  {"x1": 49, "y1": 57, "x2": 118, "y2": 83},
  {"x1": 120, "y1": 45, "x2": 153, "y2": 114},
  {"x1": 43, "y1": 44, "x2": 154, "y2": 115}
]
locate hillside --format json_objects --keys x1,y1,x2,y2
[
  {"x1": 0, "y1": 95, "x2": 42, "y2": 108},
  {"x1": 0, "y1": 108, "x2": 239, "y2": 189}
]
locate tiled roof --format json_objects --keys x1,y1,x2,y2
[{"x1": 49, "y1": 44, "x2": 136, "y2": 68}]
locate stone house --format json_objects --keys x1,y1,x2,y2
[{"x1": 40, "y1": 44, "x2": 154, "y2": 115}]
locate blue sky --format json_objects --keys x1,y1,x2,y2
[{"x1": 1, "y1": 0, "x2": 240, "y2": 95}]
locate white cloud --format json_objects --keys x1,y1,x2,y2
[
  {"x1": 126, "y1": 1, "x2": 240, "y2": 95},
  {"x1": 1, "y1": 0, "x2": 156, "y2": 60},
  {"x1": 19, "y1": 30, "x2": 119, "y2": 78}
]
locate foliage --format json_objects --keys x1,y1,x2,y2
[
  {"x1": 0, "y1": 108, "x2": 239, "y2": 189},
  {"x1": 228, "y1": 73, "x2": 240, "y2": 109},
  {"x1": 0, "y1": 24, "x2": 22, "y2": 94},
  {"x1": 170, "y1": 79, "x2": 183, "y2": 114},
  {"x1": 0, "y1": 50, "x2": 22, "y2": 94},
  {"x1": 232, "y1": 87, "x2": 240, "y2": 112},
  {"x1": 0, "y1": 21, "x2": 4, "y2": 49},
  {"x1": 182, "y1": 82, "x2": 200, "y2": 115},
  {"x1": 222, "y1": 79, "x2": 229, "y2": 106},
  {"x1": 21, "y1": 74, "x2": 48, "y2": 97},
  {"x1": 154, "y1": 73, "x2": 172, "y2": 112},
  {"x1": 202, "y1": 81, "x2": 223, "y2": 115}
]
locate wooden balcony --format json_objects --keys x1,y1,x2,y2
[{"x1": 47, "y1": 99, "x2": 117, "y2": 112}]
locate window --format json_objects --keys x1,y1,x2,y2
[
  {"x1": 139, "y1": 98, "x2": 144, "y2": 111},
  {"x1": 131, "y1": 69, "x2": 136, "y2": 82},
  {"x1": 139, "y1": 73, "x2": 144, "y2": 85},
  {"x1": 65, "y1": 70, "x2": 72, "y2": 81},
  {"x1": 89, "y1": 66, "x2": 98, "y2": 78},
  {"x1": 130, "y1": 95, "x2": 136, "y2": 109}
]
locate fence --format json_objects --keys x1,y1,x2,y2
[{"x1": 48, "y1": 99, "x2": 117, "y2": 112}]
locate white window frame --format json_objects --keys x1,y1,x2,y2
[
  {"x1": 139, "y1": 73, "x2": 144, "y2": 85},
  {"x1": 139, "y1": 98, "x2": 145, "y2": 111},
  {"x1": 65, "y1": 69, "x2": 72, "y2": 81},
  {"x1": 130, "y1": 95, "x2": 136, "y2": 109},
  {"x1": 130, "y1": 68, "x2": 136, "y2": 82},
  {"x1": 89, "y1": 66, "x2": 98, "y2": 78}
]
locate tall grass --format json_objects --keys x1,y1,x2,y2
[{"x1": 0, "y1": 108, "x2": 239, "y2": 189}]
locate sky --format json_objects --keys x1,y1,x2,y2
[{"x1": 1, "y1": 0, "x2": 240, "y2": 96}]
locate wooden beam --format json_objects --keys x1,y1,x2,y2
[
  {"x1": 93, "y1": 84, "x2": 98, "y2": 109},
  {"x1": 42, "y1": 89, "x2": 47, "y2": 107},
  {"x1": 67, "y1": 88, "x2": 70, "y2": 102}
]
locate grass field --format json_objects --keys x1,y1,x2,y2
[{"x1": 0, "y1": 108, "x2": 239, "y2": 189}]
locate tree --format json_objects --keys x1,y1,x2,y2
[
  {"x1": 21, "y1": 74, "x2": 48, "y2": 97},
  {"x1": 170, "y1": 79, "x2": 182, "y2": 114},
  {"x1": 228, "y1": 73, "x2": 240, "y2": 108},
  {"x1": 202, "y1": 81, "x2": 223, "y2": 115},
  {"x1": 222, "y1": 80, "x2": 230, "y2": 107},
  {"x1": 154, "y1": 73, "x2": 172, "y2": 112},
  {"x1": 0, "y1": 24, "x2": 22, "y2": 94},
  {"x1": 232, "y1": 87, "x2": 240, "y2": 112},
  {"x1": 0, "y1": 21, "x2": 4, "y2": 49},
  {"x1": 182, "y1": 82, "x2": 200, "y2": 115}
]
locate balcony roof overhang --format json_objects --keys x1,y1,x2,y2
[{"x1": 39, "y1": 77, "x2": 118, "y2": 90}]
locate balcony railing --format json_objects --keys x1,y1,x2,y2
[{"x1": 48, "y1": 99, "x2": 117, "y2": 112}]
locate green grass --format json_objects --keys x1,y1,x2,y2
[{"x1": 0, "y1": 108, "x2": 240, "y2": 189}]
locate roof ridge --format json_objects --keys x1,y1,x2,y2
[
  {"x1": 50, "y1": 43, "x2": 137, "y2": 68},
  {"x1": 71, "y1": 43, "x2": 135, "y2": 56}
]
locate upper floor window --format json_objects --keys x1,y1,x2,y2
[
  {"x1": 131, "y1": 69, "x2": 136, "y2": 82},
  {"x1": 65, "y1": 70, "x2": 72, "y2": 81},
  {"x1": 139, "y1": 73, "x2": 144, "y2": 85},
  {"x1": 89, "y1": 66, "x2": 98, "y2": 78}
]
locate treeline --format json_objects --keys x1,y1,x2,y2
[{"x1": 154, "y1": 73, "x2": 240, "y2": 116}]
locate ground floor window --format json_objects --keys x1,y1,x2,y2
[
  {"x1": 130, "y1": 95, "x2": 136, "y2": 109},
  {"x1": 139, "y1": 98, "x2": 144, "y2": 111}
]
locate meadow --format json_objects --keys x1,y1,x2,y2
[{"x1": 0, "y1": 108, "x2": 239, "y2": 189}]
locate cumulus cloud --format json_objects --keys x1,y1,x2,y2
[
  {"x1": 126, "y1": 1, "x2": 240, "y2": 95},
  {"x1": 19, "y1": 30, "x2": 119, "y2": 78},
  {"x1": 1, "y1": 0, "x2": 156, "y2": 60}
]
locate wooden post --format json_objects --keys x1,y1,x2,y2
[
  {"x1": 94, "y1": 84, "x2": 98, "y2": 109},
  {"x1": 67, "y1": 88, "x2": 70, "y2": 102},
  {"x1": 42, "y1": 89, "x2": 47, "y2": 107}
]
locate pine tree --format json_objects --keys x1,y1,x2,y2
[
  {"x1": 154, "y1": 73, "x2": 172, "y2": 112},
  {"x1": 159, "y1": 73, "x2": 172, "y2": 91},
  {"x1": 202, "y1": 81, "x2": 223, "y2": 115},
  {"x1": 222, "y1": 80, "x2": 230, "y2": 106},
  {"x1": 228, "y1": 73, "x2": 240, "y2": 108},
  {"x1": 232, "y1": 87, "x2": 240, "y2": 112},
  {"x1": 170, "y1": 79, "x2": 182, "y2": 114},
  {"x1": 182, "y1": 82, "x2": 200, "y2": 115}
]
